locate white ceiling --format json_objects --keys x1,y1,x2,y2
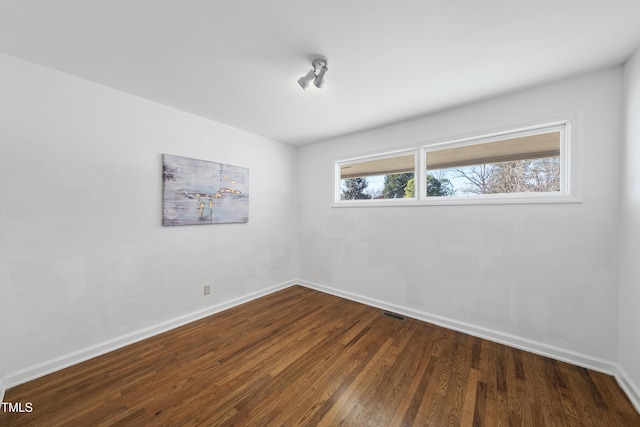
[{"x1": 1, "y1": 1, "x2": 640, "y2": 146}]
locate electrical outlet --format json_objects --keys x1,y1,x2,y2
[{"x1": 203, "y1": 284, "x2": 211, "y2": 296}]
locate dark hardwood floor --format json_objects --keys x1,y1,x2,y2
[{"x1": 2, "y1": 285, "x2": 639, "y2": 426}]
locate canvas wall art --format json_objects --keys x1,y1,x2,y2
[{"x1": 162, "y1": 154, "x2": 249, "y2": 226}]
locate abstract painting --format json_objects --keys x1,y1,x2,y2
[{"x1": 162, "y1": 154, "x2": 249, "y2": 226}]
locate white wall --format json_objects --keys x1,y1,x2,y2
[
  {"x1": 1, "y1": 49, "x2": 635, "y2": 408},
  {"x1": 619, "y1": 48, "x2": 640, "y2": 404},
  {"x1": 0, "y1": 53, "x2": 298, "y2": 382},
  {"x1": 298, "y1": 67, "x2": 623, "y2": 364}
]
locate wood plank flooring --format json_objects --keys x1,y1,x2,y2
[{"x1": 2, "y1": 285, "x2": 639, "y2": 426}]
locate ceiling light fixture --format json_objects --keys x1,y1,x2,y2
[{"x1": 298, "y1": 57, "x2": 328, "y2": 90}]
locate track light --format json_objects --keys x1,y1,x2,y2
[
  {"x1": 313, "y1": 62, "x2": 328, "y2": 88},
  {"x1": 297, "y1": 69, "x2": 316, "y2": 90},
  {"x1": 298, "y1": 57, "x2": 328, "y2": 90}
]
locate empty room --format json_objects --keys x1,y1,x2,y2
[{"x1": 1, "y1": 1, "x2": 640, "y2": 426}]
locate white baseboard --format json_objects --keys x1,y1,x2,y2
[
  {"x1": 615, "y1": 365, "x2": 640, "y2": 414},
  {"x1": 3, "y1": 280, "x2": 295, "y2": 390},
  {"x1": 0, "y1": 377, "x2": 5, "y2": 403},
  {"x1": 296, "y1": 280, "x2": 619, "y2": 376}
]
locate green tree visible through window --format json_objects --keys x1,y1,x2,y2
[
  {"x1": 341, "y1": 177, "x2": 372, "y2": 200},
  {"x1": 404, "y1": 175, "x2": 456, "y2": 197},
  {"x1": 383, "y1": 173, "x2": 414, "y2": 199}
]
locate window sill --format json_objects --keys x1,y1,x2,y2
[{"x1": 332, "y1": 193, "x2": 581, "y2": 207}]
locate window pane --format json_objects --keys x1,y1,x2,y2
[
  {"x1": 340, "y1": 154, "x2": 415, "y2": 200},
  {"x1": 425, "y1": 130, "x2": 561, "y2": 197}
]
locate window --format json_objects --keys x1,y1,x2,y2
[
  {"x1": 334, "y1": 120, "x2": 579, "y2": 206},
  {"x1": 422, "y1": 124, "x2": 565, "y2": 199},
  {"x1": 338, "y1": 151, "x2": 416, "y2": 200}
]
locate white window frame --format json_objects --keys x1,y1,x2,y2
[
  {"x1": 333, "y1": 116, "x2": 582, "y2": 207},
  {"x1": 334, "y1": 148, "x2": 418, "y2": 204}
]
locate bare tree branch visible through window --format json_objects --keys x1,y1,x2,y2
[{"x1": 452, "y1": 158, "x2": 560, "y2": 195}]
